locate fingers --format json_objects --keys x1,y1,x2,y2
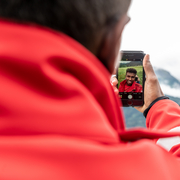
[
  {"x1": 113, "y1": 88, "x2": 119, "y2": 95},
  {"x1": 111, "y1": 77, "x2": 118, "y2": 86},
  {"x1": 110, "y1": 76, "x2": 119, "y2": 95}
]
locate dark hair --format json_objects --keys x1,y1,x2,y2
[
  {"x1": 126, "y1": 68, "x2": 137, "y2": 75},
  {"x1": 0, "y1": 0, "x2": 130, "y2": 49}
]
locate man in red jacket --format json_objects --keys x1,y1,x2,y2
[
  {"x1": 119, "y1": 68, "x2": 142, "y2": 92},
  {"x1": 0, "y1": 0, "x2": 180, "y2": 180}
]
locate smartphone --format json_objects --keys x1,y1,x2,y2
[{"x1": 116, "y1": 51, "x2": 145, "y2": 106}]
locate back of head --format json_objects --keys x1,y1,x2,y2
[{"x1": 0, "y1": 0, "x2": 130, "y2": 50}]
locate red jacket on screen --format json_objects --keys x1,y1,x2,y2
[
  {"x1": 1, "y1": 19, "x2": 180, "y2": 180},
  {"x1": 119, "y1": 79, "x2": 142, "y2": 92}
]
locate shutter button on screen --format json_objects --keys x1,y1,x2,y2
[
  {"x1": 127, "y1": 100, "x2": 133, "y2": 106},
  {"x1": 128, "y1": 94, "x2": 133, "y2": 99}
]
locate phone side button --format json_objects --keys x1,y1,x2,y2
[{"x1": 127, "y1": 100, "x2": 133, "y2": 106}]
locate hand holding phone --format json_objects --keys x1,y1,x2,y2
[{"x1": 135, "y1": 54, "x2": 164, "y2": 113}]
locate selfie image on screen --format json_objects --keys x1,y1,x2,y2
[{"x1": 118, "y1": 59, "x2": 143, "y2": 100}]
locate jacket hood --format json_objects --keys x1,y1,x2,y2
[{"x1": 0, "y1": 19, "x2": 125, "y2": 143}]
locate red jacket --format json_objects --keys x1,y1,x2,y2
[
  {"x1": 1, "y1": 19, "x2": 180, "y2": 180},
  {"x1": 119, "y1": 79, "x2": 142, "y2": 92}
]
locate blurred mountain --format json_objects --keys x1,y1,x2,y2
[
  {"x1": 123, "y1": 67, "x2": 180, "y2": 128},
  {"x1": 154, "y1": 67, "x2": 180, "y2": 88}
]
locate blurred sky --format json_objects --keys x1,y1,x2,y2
[{"x1": 121, "y1": 0, "x2": 180, "y2": 80}]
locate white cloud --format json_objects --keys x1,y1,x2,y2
[{"x1": 160, "y1": 84, "x2": 180, "y2": 98}]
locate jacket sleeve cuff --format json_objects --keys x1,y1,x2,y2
[
  {"x1": 146, "y1": 99, "x2": 180, "y2": 130},
  {"x1": 143, "y1": 96, "x2": 169, "y2": 118}
]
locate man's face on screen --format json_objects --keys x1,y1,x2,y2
[{"x1": 125, "y1": 72, "x2": 136, "y2": 86}]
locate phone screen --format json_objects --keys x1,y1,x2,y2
[{"x1": 117, "y1": 51, "x2": 145, "y2": 106}]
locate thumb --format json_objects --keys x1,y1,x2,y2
[{"x1": 143, "y1": 54, "x2": 156, "y2": 78}]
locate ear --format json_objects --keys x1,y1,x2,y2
[{"x1": 97, "y1": 15, "x2": 130, "y2": 74}]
